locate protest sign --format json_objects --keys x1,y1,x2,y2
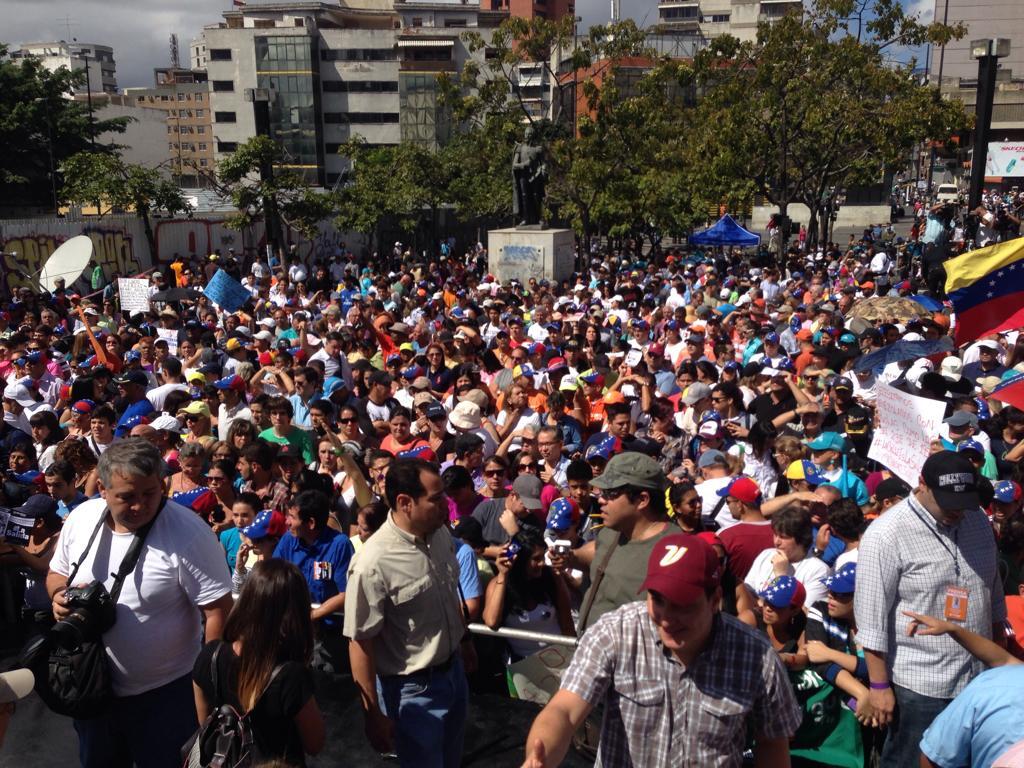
[
  {"x1": 157, "y1": 327, "x2": 179, "y2": 355},
  {"x1": 203, "y1": 269, "x2": 251, "y2": 313},
  {"x1": 0, "y1": 508, "x2": 35, "y2": 547},
  {"x1": 117, "y1": 278, "x2": 151, "y2": 314},
  {"x1": 867, "y1": 382, "x2": 947, "y2": 485},
  {"x1": 507, "y1": 644, "x2": 575, "y2": 706}
]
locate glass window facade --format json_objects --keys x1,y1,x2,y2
[
  {"x1": 255, "y1": 35, "x2": 323, "y2": 185},
  {"x1": 399, "y1": 74, "x2": 450, "y2": 149}
]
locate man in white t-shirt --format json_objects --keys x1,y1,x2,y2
[
  {"x1": 46, "y1": 439, "x2": 232, "y2": 768},
  {"x1": 695, "y1": 449, "x2": 735, "y2": 530},
  {"x1": 743, "y1": 506, "x2": 830, "y2": 607}
]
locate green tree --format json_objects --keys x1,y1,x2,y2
[
  {"x1": 692, "y1": 0, "x2": 969, "y2": 251},
  {"x1": 0, "y1": 43, "x2": 129, "y2": 211},
  {"x1": 215, "y1": 136, "x2": 335, "y2": 250},
  {"x1": 333, "y1": 138, "x2": 451, "y2": 255},
  {"x1": 61, "y1": 153, "x2": 190, "y2": 258}
]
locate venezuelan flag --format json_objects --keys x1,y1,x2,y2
[{"x1": 945, "y1": 238, "x2": 1024, "y2": 344}]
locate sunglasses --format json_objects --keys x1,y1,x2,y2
[
  {"x1": 339, "y1": 417, "x2": 356, "y2": 424},
  {"x1": 828, "y1": 591, "x2": 854, "y2": 602},
  {"x1": 484, "y1": 469, "x2": 505, "y2": 477},
  {"x1": 207, "y1": 476, "x2": 226, "y2": 483},
  {"x1": 518, "y1": 462, "x2": 539, "y2": 470},
  {"x1": 600, "y1": 487, "x2": 637, "y2": 501}
]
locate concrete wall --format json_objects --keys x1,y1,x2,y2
[
  {"x1": 750, "y1": 204, "x2": 892, "y2": 233},
  {"x1": 0, "y1": 214, "x2": 364, "y2": 296},
  {"x1": 96, "y1": 104, "x2": 170, "y2": 169}
]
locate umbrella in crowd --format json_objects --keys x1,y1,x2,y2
[
  {"x1": 908, "y1": 294, "x2": 943, "y2": 312},
  {"x1": 989, "y1": 371, "x2": 1024, "y2": 411},
  {"x1": 847, "y1": 296, "x2": 932, "y2": 323},
  {"x1": 854, "y1": 337, "x2": 954, "y2": 372},
  {"x1": 150, "y1": 286, "x2": 203, "y2": 303}
]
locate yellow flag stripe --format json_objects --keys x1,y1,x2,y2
[{"x1": 945, "y1": 238, "x2": 1024, "y2": 293}]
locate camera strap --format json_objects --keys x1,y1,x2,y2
[{"x1": 65, "y1": 499, "x2": 167, "y2": 603}]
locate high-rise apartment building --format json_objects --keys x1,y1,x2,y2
[
  {"x1": 931, "y1": 0, "x2": 1024, "y2": 83},
  {"x1": 124, "y1": 68, "x2": 215, "y2": 187},
  {"x1": 657, "y1": 0, "x2": 802, "y2": 43},
  {"x1": 195, "y1": 0, "x2": 565, "y2": 186},
  {"x1": 11, "y1": 41, "x2": 118, "y2": 94}
]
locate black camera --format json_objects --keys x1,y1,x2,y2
[{"x1": 50, "y1": 582, "x2": 118, "y2": 651}]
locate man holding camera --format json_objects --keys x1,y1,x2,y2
[{"x1": 45, "y1": 439, "x2": 233, "y2": 768}]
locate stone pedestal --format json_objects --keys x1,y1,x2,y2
[{"x1": 487, "y1": 227, "x2": 575, "y2": 284}]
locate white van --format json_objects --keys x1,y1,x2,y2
[{"x1": 936, "y1": 184, "x2": 960, "y2": 203}]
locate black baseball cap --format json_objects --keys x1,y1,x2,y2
[
  {"x1": 874, "y1": 477, "x2": 911, "y2": 503},
  {"x1": 921, "y1": 451, "x2": 980, "y2": 509}
]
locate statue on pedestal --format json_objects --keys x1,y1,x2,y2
[{"x1": 512, "y1": 125, "x2": 547, "y2": 228}]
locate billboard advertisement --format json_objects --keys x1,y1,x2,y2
[{"x1": 986, "y1": 142, "x2": 1024, "y2": 177}]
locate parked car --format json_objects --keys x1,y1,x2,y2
[{"x1": 935, "y1": 184, "x2": 960, "y2": 203}]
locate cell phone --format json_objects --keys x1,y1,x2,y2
[
  {"x1": 551, "y1": 539, "x2": 572, "y2": 556},
  {"x1": 504, "y1": 541, "x2": 521, "y2": 562}
]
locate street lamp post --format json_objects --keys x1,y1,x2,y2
[{"x1": 968, "y1": 38, "x2": 1010, "y2": 210}]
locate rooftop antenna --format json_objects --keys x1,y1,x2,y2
[
  {"x1": 610, "y1": 0, "x2": 620, "y2": 22},
  {"x1": 170, "y1": 33, "x2": 180, "y2": 68},
  {"x1": 60, "y1": 16, "x2": 76, "y2": 45}
]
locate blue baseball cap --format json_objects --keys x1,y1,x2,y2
[
  {"x1": 758, "y1": 575, "x2": 806, "y2": 608},
  {"x1": 585, "y1": 434, "x2": 622, "y2": 462},
  {"x1": 993, "y1": 480, "x2": 1021, "y2": 503},
  {"x1": 546, "y1": 497, "x2": 579, "y2": 531},
  {"x1": 956, "y1": 439, "x2": 985, "y2": 456},
  {"x1": 823, "y1": 562, "x2": 856, "y2": 595},
  {"x1": 242, "y1": 510, "x2": 287, "y2": 540},
  {"x1": 764, "y1": 332, "x2": 780, "y2": 345}
]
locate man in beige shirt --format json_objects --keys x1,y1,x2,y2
[{"x1": 344, "y1": 457, "x2": 472, "y2": 768}]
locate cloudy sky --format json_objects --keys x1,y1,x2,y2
[{"x1": 5, "y1": 0, "x2": 930, "y2": 89}]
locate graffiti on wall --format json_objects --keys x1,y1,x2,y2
[{"x1": 0, "y1": 228, "x2": 141, "y2": 294}]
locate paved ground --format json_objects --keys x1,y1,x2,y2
[{"x1": 0, "y1": 664, "x2": 590, "y2": 767}]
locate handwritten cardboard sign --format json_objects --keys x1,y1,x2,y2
[
  {"x1": 867, "y1": 383, "x2": 946, "y2": 485},
  {"x1": 117, "y1": 278, "x2": 151, "y2": 314}
]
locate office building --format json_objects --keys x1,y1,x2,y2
[
  {"x1": 124, "y1": 68, "x2": 215, "y2": 187},
  {"x1": 929, "y1": 0, "x2": 1024, "y2": 189},
  {"x1": 11, "y1": 41, "x2": 118, "y2": 95},
  {"x1": 657, "y1": 0, "x2": 802, "y2": 43},
  {"x1": 195, "y1": 0, "x2": 549, "y2": 186},
  {"x1": 931, "y1": 0, "x2": 1023, "y2": 84}
]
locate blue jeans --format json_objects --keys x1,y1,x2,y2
[
  {"x1": 881, "y1": 684, "x2": 952, "y2": 768},
  {"x1": 378, "y1": 654, "x2": 469, "y2": 768},
  {"x1": 73, "y1": 673, "x2": 197, "y2": 768}
]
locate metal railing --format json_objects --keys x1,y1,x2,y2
[
  {"x1": 467, "y1": 623, "x2": 579, "y2": 648},
  {"x1": 308, "y1": 604, "x2": 579, "y2": 648}
]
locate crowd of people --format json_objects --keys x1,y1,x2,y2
[{"x1": 0, "y1": 193, "x2": 1023, "y2": 768}]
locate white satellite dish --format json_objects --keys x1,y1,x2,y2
[{"x1": 38, "y1": 235, "x2": 93, "y2": 293}]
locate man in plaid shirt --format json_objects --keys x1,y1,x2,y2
[{"x1": 521, "y1": 533, "x2": 801, "y2": 767}]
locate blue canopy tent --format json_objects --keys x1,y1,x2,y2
[{"x1": 688, "y1": 214, "x2": 761, "y2": 247}]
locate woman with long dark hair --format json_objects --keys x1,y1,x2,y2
[
  {"x1": 482, "y1": 527, "x2": 574, "y2": 661},
  {"x1": 192, "y1": 559, "x2": 325, "y2": 765}
]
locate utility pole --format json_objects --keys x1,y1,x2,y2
[
  {"x1": 968, "y1": 39, "x2": 1010, "y2": 210},
  {"x1": 245, "y1": 87, "x2": 283, "y2": 258},
  {"x1": 926, "y1": 0, "x2": 950, "y2": 193}
]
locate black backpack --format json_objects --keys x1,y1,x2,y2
[{"x1": 182, "y1": 643, "x2": 283, "y2": 768}]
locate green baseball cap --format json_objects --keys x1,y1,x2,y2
[{"x1": 591, "y1": 452, "x2": 668, "y2": 492}]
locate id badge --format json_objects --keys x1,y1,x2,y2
[
  {"x1": 315, "y1": 561, "x2": 333, "y2": 581},
  {"x1": 944, "y1": 585, "x2": 969, "y2": 622}
]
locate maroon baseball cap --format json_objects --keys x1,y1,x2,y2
[{"x1": 639, "y1": 533, "x2": 720, "y2": 606}]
